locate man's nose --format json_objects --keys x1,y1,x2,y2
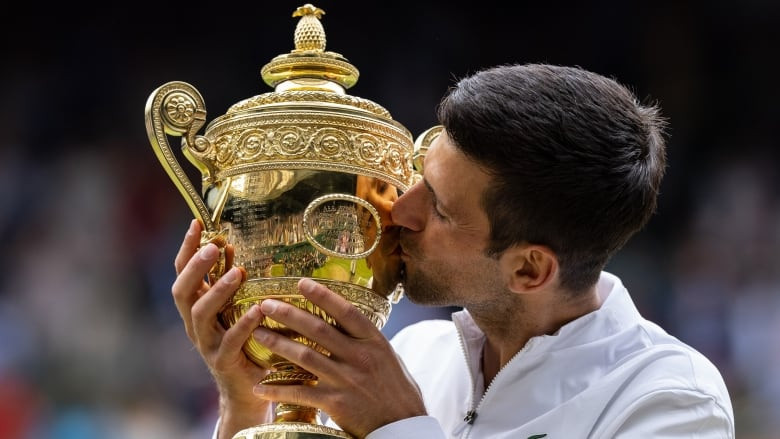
[{"x1": 390, "y1": 181, "x2": 425, "y2": 232}]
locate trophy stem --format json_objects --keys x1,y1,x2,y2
[
  {"x1": 275, "y1": 403, "x2": 319, "y2": 424},
  {"x1": 265, "y1": 361, "x2": 320, "y2": 424}
]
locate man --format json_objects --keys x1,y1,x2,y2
[{"x1": 173, "y1": 64, "x2": 735, "y2": 438}]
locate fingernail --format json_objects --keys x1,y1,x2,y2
[
  {"x1": 187, "y1": 219, "x2": 198, "y2": 236},
  {"x1": 199, "y1": 244, "x2": 218, "y2": 260},
  {"x1": 223, "y1": 267, "x2": 239, "y2": 284},
  {"x1": 298, "y1": 278, "x2": 315, "y2": 294},
  {"x1": 248, "y1": 304, "x2": 262, "y2": 319},
  {"x1": 253, "y1": 383, "x2": 266, "y2": 396},
  {"x1": 260, "y1": 299, "x2": 279, "y2": 314}
]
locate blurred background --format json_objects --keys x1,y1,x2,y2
[{"x1": 1, "y1": 0, "x2": 778, "y2": 437}]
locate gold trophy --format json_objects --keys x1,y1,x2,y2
[{"x1": 144, "y1": 4, "x2": 435, "y2": 439}]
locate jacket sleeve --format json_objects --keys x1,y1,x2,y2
[
  {"x1": 365, "y1": 416, "x2": 447, "y2": 439},
  {"x1": 215, "y1": 412, "x2": 447, "y2": 439},
  {"x1": 609, "y1": 389, "x2": 734, "y2": 438}
]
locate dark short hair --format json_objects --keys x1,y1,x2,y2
[{"x1": 438, "y1": 64, "x2": 667, "y2": 294}]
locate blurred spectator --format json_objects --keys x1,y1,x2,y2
[{"x1": 670, "y1": 157, "x2": 780, "y2": 436}]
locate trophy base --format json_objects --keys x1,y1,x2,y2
[{"x1": 233, "y1": 422, "x2": 352, "y2": 439}]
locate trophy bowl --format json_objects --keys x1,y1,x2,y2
[{"x1": 144, "y1": 4, "x2": 426, "y2": 438}]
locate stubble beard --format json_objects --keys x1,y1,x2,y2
[
  {"x1": 399, "y1": 234, "x2": 508, "y2": 310},
  {"x1": 399, "y1": 259, "x2": 457, "y2": 306},
  {"x1": 399, "y1": 230, "x2": 462, "y2": 306}
]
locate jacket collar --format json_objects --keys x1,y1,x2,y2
[{"x1": 451, "y1": 271, "x2": 642, "y2": 363}]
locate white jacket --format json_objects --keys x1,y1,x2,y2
[{"x1": 367, "y1": 272, "x2": 735, "y2": 438}]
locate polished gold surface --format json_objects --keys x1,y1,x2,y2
[
  {"x1": 144, "y1": 4, "x2": 415, "y2": 439},
  {"x1": 233, "y1": 422, "x2": 352, "y2": 439}
]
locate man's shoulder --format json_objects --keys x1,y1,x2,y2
[
  {"x1": 389, "y1": 319, "x2": 457, "y2": 351},
  {"x1": 391, "y1": 319, "x2": 455, "y2": 340},
  {"x1": 388, "y1": 319, "x2": 465, "y2": 380},
  {"x1": 630, "y1": 338, "x2": 730, "y2": 398},
  {"x1": 595, "y1": 340, "x2": 735, "y2": 436}
]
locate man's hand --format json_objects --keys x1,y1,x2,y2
[
  {"x1": 251, "y1": 278, "x2": 427, "y2": 438},
  {"x1": 172, "y1": 219, "x2": 272, "y2": 438}
]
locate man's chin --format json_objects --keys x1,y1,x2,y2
[
  {"x1": 398, "y1": 288, "x2": 432, "y2": 306},
  {"x1": 398, "y1": 270, "x2": 451, "y2": 307}
]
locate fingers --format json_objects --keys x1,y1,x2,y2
[
  {"x1": 250, "y1": 278, "x2": 382, "y2": 373},
  {"x1": 175, "y1": 219, "x2": 202, "y2": 275},
  {"x1": 191, "y1": 266, "x2": 244, "y2": 351},
  {"x1": 253, "y1": 379, "x2": 324, "y2": 411},
  {"x1": 252, "y1": 317, "x2": 341, "y2": 379},
  {"x1": 172, "y1": 242, "x2": 218, "y2": 304},
  {"x1": 297, "y1": 278, "x2": 379, "y2": 338},
  {"x1": 171, "y1": 242, "x2": 220, "y2": 341},
  {"x1": 213, "y1": 304, "x2": 265, "y2": 372},
  {"x1": 171, "y1": 220, "x2": 206, "y2": 340}
]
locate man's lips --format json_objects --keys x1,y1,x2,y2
[
  {"x1": 398, "y1": 245, "x2": 412, "y2": 263},
  {"x1": 398, "y1": 238, "x2": 410, "y2": 259}
]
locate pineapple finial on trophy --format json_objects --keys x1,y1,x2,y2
[
  {"x1": 292, "y1": 4, "x2": 326, "y2": 52},
  {"x1": 262, "y1": 4, "x2": 359, "y2": 92}
]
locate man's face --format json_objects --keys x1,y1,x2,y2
[{"x1": 392, "y1": 132, "x2": 507, "y2": 307}]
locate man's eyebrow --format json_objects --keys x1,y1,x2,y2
[
  {"x1": 423, "y1": 178, "x2": 447, "y2": 211},
  {"x1": 422, "y1": 178, "x2": 436, "y2": 199}
]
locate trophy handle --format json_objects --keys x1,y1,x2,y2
[
  {"x1": 144, "y1": 81, "x2": 217, "y2": 231},
  {"x1": 413, "y1": 125, "x2": 443, "y2": 175}
]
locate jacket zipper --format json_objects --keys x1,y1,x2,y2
[
  {"x1": 451, "y1": 320, "x2": 478, "y2": 437},
  {"x1": 452, "y1": 326, "x2": 536, "y2": 439}
]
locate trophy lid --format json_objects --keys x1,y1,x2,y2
[
  {"x1": 187, "y1": 4, "x2": 414, "y2": 192},
  {"x1": 260, "y1": 4, "x2": 359, "y2": 93}
]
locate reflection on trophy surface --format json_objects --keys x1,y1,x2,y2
[
  {"x1": 356, "y1": 176, "x2": 403, "y2": 299},
  {"x1": 144, "y1": 3, "x2": 428, "y2": 438}
]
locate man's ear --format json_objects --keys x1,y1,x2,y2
[{"x1": 500, "y1": 244, "x2": 559, "y2": 294}]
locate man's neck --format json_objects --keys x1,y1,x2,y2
[{"x1": 470, "y1": 286, "x2": 601, "y2": 386}]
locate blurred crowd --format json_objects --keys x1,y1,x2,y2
[
  {"x1": 3, "y1": 130, "x2": 779, "y2": 438},
  {"x1": 1, "y1": 1, "x2": 779, "y2": 438}
]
